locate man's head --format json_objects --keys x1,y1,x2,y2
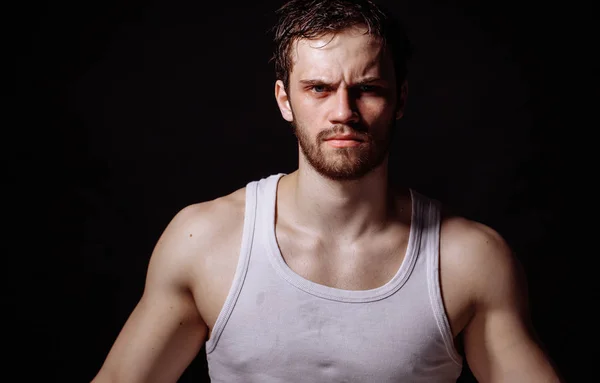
[{"x1": 271, "y1": 0, "x2": 412, "y2": 181}]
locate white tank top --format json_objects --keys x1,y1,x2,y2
[{"x1": 205, "y1": 173, "x2": 463, "y2": 382}]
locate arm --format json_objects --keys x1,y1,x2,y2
[
  {"x1": 92, "y1": 205, "x2": 210, "y2": 383},
  {"x1": 461, "y1": 224, "x2": 562, "y2": 382}
]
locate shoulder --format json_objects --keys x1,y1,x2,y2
[
  {"x1": 440, "y1": 212, "x2": 512, "y2": 261},
  {"x1": 147, "y1": 187, "x2": 247, "y2": 285},
  {"x1": 166, "y1": 187, "x2": 247, "y2": 241},
  {"x1": 439, "y1": 209, "x2": 524, "y2": 306}
]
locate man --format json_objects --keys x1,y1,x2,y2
[{"x1": 92, "y1": 0, "x2": 562, "y2": 382}]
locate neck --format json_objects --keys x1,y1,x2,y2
[{"x1": 279, "y1": 159, "x2": 393, "y2": 240}]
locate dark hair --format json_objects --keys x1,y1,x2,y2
[{"x1": 271, "y1": 0, "x2": 413, "y2": 92}]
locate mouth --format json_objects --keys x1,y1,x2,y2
[
  {"x1": 324, "y1": 139, "x2": 363, "y2": 148},
  {"x1": 323, "y1": 135, "x2": 365, "y2": 148}
]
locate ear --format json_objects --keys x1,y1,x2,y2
[
  {"x1": 275, "y1": 80, "x2": 294, "y2": 122},
  {"x1": 395, "y1": 81, "x2": 408, "y2": 120}
]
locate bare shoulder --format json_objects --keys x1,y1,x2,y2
[
  {"x1": 439, "y1": 210, "x2": 523, "y2": 308},
  {"x1": 167, "y1": 187, "x2": 245, "y2": 237},
  {"x1": 440, "y1": 212, "x2": 514, "y2": 265},
  {"x1": 90, "y1": 187, "x2": 248, "y2": 382},
  {"x1": 167, "y1": 187, "x2": 247, "y2": 246},
  {"x1": 150, "y1": 186, "x2": 247, "y2": 288},
  {"x1": 439, "y1": 214, "x2": 562, "y2": 381},
  {"x1": 153, "y1": 186, "x2": 249, "y2": 332}
]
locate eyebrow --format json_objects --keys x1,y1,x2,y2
[
  {"x1": 355, "y1": 76, "x2": 384, "y2": 85},
  {"x1": 298, "y1": 79, "x2": 331, "y2": 87},
  {"x1": 299, "y1": 77, "x2": 385, "y2": 87}
]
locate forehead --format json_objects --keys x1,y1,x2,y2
[{"x1": 289, "y1": 27, "x2": 393, "y2": 81}]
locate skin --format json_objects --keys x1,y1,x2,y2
[
  {"x1": 287, "y1": 29, "x2": 399, "y2": 182},
  {"x1": 92, "y1": 26, "x2": 562, "y2": 383}
]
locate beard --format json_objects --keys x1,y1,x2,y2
[{"x1": 291, "y1": 117, "x2": 395, "y2": 181}]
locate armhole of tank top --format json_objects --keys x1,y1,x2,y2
[
  {"x1": 205, "y1": 181, "x2": 258, "y2": 354},
  {"x1": 424, "y1": 196, "x2": 463, "y2": 366}
]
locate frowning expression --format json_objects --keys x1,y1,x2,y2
[{"x1": 275, "y1": 26, "x2": 404, "y2": 180}]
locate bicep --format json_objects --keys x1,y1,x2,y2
[
  {"x1": 94, "y1": 290, "x2": 206, "y2": 383},
  {"x1": 463, "y1": 293, "x2": 555, "y2": 382},
  {"x1": 462, "y1": 234, "x2": 560, "y2": 382},
  {"x1": 93, "y1": 207, "x2": 209, "y2": 383}
]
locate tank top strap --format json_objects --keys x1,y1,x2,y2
[
  {"x1": 204, "y1": 176, "x2": 261, "y2": 353},
  {"x1": 415, "y1": 191, "x2": 463, "y2": 365}
]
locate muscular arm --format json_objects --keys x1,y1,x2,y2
[
  {"x1": 92, "y1": 205, "x2": 210, "y2": 383},
  {"x1": 459, "y1": 223, "x2": 562, "y2": 382}
]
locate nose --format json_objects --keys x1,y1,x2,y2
[{"x1": 329, "y1": 88, "x2": 359, "y2": 125}]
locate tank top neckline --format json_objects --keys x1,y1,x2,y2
[{"x1": 262, "y1": 173, "x2": 422, "y2": 303}]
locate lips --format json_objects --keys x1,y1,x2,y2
[
  {"x1": 323, "y1": 135, "x2": 365, "y2": 148},
  {"x1": 324, "y1": 134, "x2": 364, "y2": 142}
]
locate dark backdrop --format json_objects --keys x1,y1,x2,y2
[{"x1": 11, "y1": 0, "x2": 580, "y2": 382}]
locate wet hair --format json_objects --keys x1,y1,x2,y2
[{"x1": 271, "y1": 0, "x2": 413, "y2": 92}]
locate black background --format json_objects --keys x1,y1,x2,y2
[{"x1": 11, "y1": 0, "x2": 583, "y2": 382}]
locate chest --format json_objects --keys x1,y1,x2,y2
[
  {"x1": 275, "y1": 228, "x2": 410, "y2": 292},
  {"x1": 207, "y1": 265, "x2": 463, "y2": 382}
]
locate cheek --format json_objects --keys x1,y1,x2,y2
[
  {"x1": 359, "y1": 99, "x2": 395, "y2": 122},
  {"x1": 294, "y1": 98, "x2": 323, "y2": 124}
]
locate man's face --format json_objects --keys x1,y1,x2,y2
[{"x1": 276, "y1": 26, "x2": 402, "y2": 181}]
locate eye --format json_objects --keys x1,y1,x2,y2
[
  {"x1": 311, "y1": 85, "x2": 328, "y2": 93},
  {"x1": 359, "y1": 84, "x2": 377, "y2": 92}
]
